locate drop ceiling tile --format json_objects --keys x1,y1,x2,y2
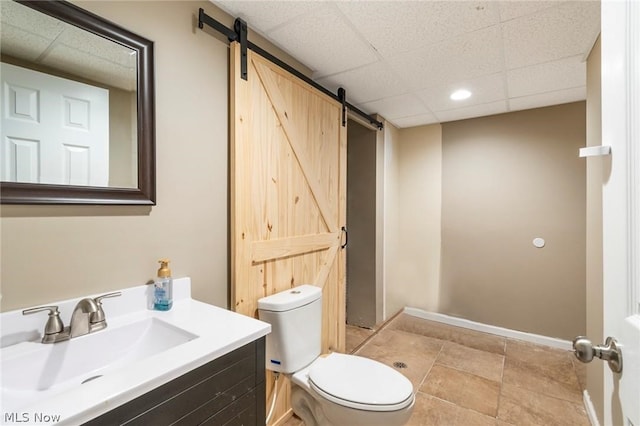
[
  {"x1": 416, "y1": 73, "x2": 506, "y2": 112},
  {"x1": 435, "y1": 100, "x2": 508, "y2": 123},
  {"x1": 214, "y1": 1, "x2": 322, "y2": 33},
  {"x1": 508, "y1": 87, "x2": 585, "y2": 112},
  {"x1": 336, "y1": 1, "x2": 500, "y2": 57},
  {"x1": 387, "y1": 25, "x2": 504, "y2": 91},
  {"x1": 208, "y1": 0, "x2": 598, "y2": 127},
  {"x1": 507, "y1": 55, "x2": 585, "y2": 98},
  {"x1": 360, "y1": 94, "x2": 429, "y2": 120},
  {"x1": 389, "y1": 112, "x2": 440, "y2": 129},
  {"x1": 502, "y1": 1, "x2": 600, "y2": 69},
  {"x1": 316, "y1": 61, "x2": 408, "y2": 104},
  {"x1": 266, "y1": 7, "x2": 378, "y2": 77},
  {"x1": 497, "y1": 1, "x2": 560, "y2": 22}
]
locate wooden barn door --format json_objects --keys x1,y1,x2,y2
[{"x1": 229, "y1": 43, "x2": 346, "y2": 425}]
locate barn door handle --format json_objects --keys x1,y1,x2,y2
[{"x1": 340, "y1": 226, "x2": 348, "y2": 249}]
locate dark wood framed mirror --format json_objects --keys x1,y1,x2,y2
[{"x1": 0, "y1": 0, "x2": 155, "y2": 205}]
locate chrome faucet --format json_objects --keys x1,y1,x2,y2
[{"x1": 23, "y1": 291, "x2": 122, "y2": 343}]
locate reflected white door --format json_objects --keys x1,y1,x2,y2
[
  {"x1": 601, "y1": 1, "x2": 640, "y2": 425},
  {"x1": 1, "y1": 62, "x2": 109, "y2": 186}
]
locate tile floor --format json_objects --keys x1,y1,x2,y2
[{"x1": 283, "y1": 313, "x2": 590, "y2": 426}]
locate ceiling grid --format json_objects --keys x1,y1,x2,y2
[{"x1": 213, "y1": 0, "x2": 600, "y2": 127}]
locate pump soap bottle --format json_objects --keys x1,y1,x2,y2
[{"x1": 154, "y1": 259, "x2": 173, "y2": 311}]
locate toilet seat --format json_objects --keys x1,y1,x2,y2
[{"x1": 307, "y1": 353, "x2": 414, "y2": 412}]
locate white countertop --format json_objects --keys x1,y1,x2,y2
[{"x1": 0, "y1": 278, "x2": 271, "y2": 425}]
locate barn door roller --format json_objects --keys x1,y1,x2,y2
[
  {"x1": 338, "y1": 88, "x2": 347, "y2": 127},
  {"x1": 197, "y1": 8, "x2": 383, "y2": 130},
  {"x1": 234, "y1": 18, "x2": 248, "y2": 80}
]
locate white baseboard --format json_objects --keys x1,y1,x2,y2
[
  {"x1": 583, "y1": 390, "x2": 600, "y2": 426},
  {"x1": 403, "y1": 307, "x2": 572, "y2": 350}
]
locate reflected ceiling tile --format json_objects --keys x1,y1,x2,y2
[
  {"x1": 435, "y1": 100, "x2": 507, "y2": 123},
  {"x1": 508, "y1": 87, "x2": 585, "y2": 112},
  {"x1": 0, "y1": 24, "x2": 51, "y2": 62},
  {"x1": 1, "y1": 0, "x2": 64, "y2": 40},
  {"x1": 43, "y1": 45, "x2": 136, "y2": 91},
  {"x1": 502, "y1": 1, "x2": 599, "y2": 69},
  {"x1": 507, "y1": 56, "x2": 585, "y2": 98},
  {"x1": 57, "y1": 26, "x2": 136, "y2": 68}
]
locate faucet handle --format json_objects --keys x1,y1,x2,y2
[
  {"x1": 91, "y1": 291, "x2": 122, "y2": 324},
  {"x1": 95, "y1": 291, "x2": 122, "y2": 304},
  {"x1": 22, "y1": 305, "x2": 64, "y2": 335}
]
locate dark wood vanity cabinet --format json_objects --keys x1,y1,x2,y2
[{"x1": 84, "y1": 338, "x2": 265, "y2": 426}]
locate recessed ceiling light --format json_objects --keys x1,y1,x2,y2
[{"x1": 450, "y1": 89, "x2": 472, "y2": 101}]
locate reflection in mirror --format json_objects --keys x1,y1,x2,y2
[
  {"x1": 1, "y1": 1, "x2": 137, "y2": 188},
  {"x1": 0, "y1": 0, "x2": 155, "y2": 204}
]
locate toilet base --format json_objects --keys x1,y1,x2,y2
[
  {"x1": 291, "y1": 384, "x2": 329, "y2": 426},
  {"x1": 291, "y1": 382, "x2": 415, "y2": 426}
]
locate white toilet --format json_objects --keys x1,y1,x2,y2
[{"x1": 258, "y1": 285, "x2": 415, "y2": 426}]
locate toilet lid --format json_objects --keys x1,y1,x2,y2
[{"x1": 308, "y1": 353, "x2": 413, "y2": 412}]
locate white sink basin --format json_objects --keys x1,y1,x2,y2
[
  {"x1": 1, "y1": 317, "x2": 197, "y2": 397},
  {"x1": 0, "y1": 278, "x2": 270, "y2": 424}
]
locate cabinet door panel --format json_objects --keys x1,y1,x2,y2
[{"x1": 201, "y1": 388, "x2": 258, "y2": 426}]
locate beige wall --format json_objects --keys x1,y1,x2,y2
[
  {"x1": 439, "y1": 103, "x2": 586, "y2": 340},
  {"x1": 585, "y1": 36, "x2": 604, "y2": 425},
  {"x1": 0, "y1": 1, "x2": 308, "y2": 312},
  {"x1": 383, "y1": 121, "x2": 401, "y2": 318},
  {"x1": 385, "y1": 124, "x2": 443, "y2": 317}
]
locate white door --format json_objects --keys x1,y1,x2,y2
[
  {"x1": 1, "y1": 62, "x2": 109, "y2": 186},
  {"x1": 601, "y1": 0, "x2": 640, "y2": 425}
]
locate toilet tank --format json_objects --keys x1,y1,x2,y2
[{"x1": 257, "y1": 285, "x2": 322, "y2": 374}]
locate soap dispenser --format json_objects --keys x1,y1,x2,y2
[{"x1": 154, "y1": 259, "x2": 173, "y2": 311}]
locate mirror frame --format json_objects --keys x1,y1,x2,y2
[{"x1": 1, "y1": 0, "x2": 155, "y2": 205}]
